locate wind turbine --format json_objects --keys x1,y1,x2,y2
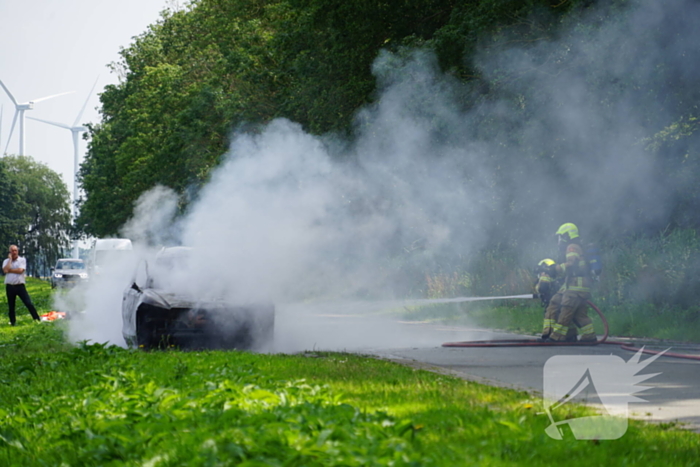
[
  {"x1": 0, "y1": 78, "x2": 74, "y2": 156},
  {"x1": 27, "y1": 78, "x2": 98, "y2": 259}
]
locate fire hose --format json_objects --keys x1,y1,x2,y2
[{"x1": 441, "y1": 299, "x2": 700, "y2": 361}]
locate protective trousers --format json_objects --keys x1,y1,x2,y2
[
  {"x1": 542, "y1": 292, "x2": 578, "y2": 340},
  {"x1": 550, "y1": 290, "x2": 596, "y2": 341}
]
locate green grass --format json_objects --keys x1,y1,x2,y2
[
  {"x1": 0, "y1": 279, "x2": 698, "y2": 465},
  {"x1": 398, "y1": 300, "x2": 552, "y2": 337},
  {"x1": 408, "y1": 300, "x2": 700, "y2": 343}
]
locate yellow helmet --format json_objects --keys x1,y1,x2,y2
[
  {"x1": 535, "y1": 258, "x2": 556, "y2": 275},
  {"x1": 555, "y1": 223, "x2": 579, "y2": 241}
]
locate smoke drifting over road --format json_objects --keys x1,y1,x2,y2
[{"x1": 65, "y1": 0, "x2": 699, "y2": 350}]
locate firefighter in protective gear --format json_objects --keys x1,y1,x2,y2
[
  {"x1": 544, "y1": 223, "x2": 596, "y2": 342},
  {"x1": 536, "y1": 259, "x2": 577, "y2": 341},
  {"x1": 534, "y1": 259, "x2": 557, "y2": 307}
]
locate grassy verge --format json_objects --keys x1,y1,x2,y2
[
  {"x1": 398, "y1": 297, "x2": 700, "y2": 343},
  {"x1": 398, "y1": 300, "x2": 548, "y2": 336},
  {"x1": 1, "y1": 329, "x2": 699, "y2": 465},
  {"x1": 0, "y1": 280, "x2": 698, "y2": 465},
  {"x1": 598, "y1": 302, "x2": 700, "y2": 342}
]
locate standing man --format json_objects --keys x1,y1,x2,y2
[
  {"x1": 544, "y1": 223, "x2": 596, "y2": 342},
  {"x1": 3, "y1": 245, "x2": 41, "y2": 325}
]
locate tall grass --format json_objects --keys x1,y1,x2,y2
[{"x1": 425, "y1": 245, "x2": 534, "y2": 299}]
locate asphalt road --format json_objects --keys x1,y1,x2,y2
[{"x1": 275, "y1": 305, "x2": 700, "y2": 432}]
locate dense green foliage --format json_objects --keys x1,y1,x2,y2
[
  {"x1": 1, "y1": 307, "x2": 699, "y2": 465},
  {"x1": 81, "y1": 0, "x2": 700, "y2": 236},
  {"x1": 0, "y1": 160, "x2": 26, "y2": 250},
  {"x1": 80, "y1": 0, "x2": 700, "y2": 235},
  {"x1": 0, "y1": 157, "x2": 71, "y2": 276},
  {"x1": 78, "y1": 0, "x2": 600, "y2": 236}
]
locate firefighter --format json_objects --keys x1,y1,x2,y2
[
  {"x1": 534, "y1": 258, "x2": 557, "y2": 308},
  {"x1": 535, "y1": 258, "x2": 577, "y2": 342},
  {"x1": 544, "y1": 223, "x2": 596, "y2": 342}
]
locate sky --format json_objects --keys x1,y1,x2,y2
[{"x1": 0, "y1": 0, "x2": 172, "y2": 204}]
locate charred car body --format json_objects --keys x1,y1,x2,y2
[{"x1": 122, "y1": 247, "x2": 274, "y2": 350}]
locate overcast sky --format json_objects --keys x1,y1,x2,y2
[{"x1": 0, "y1": 0, "x2": 171, "y2": 204}]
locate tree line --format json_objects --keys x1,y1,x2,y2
[
  {"x1": 0, "y1": 156, "x2": 71, "y2": 276},
  {"x1": 79, "y1": 0, "x2": 600, "y2": 237},
  {"x1": 79, "y1": 0, "x2": 700, "y2": 241}
]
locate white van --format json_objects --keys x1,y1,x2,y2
[{"x1": 87, "y1": 238, "x2": 134, "y2": 277}]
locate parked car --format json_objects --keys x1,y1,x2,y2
[
  {"x1": 122, "y1": 247, "x2": 275, "y2": 350},
  {"x1": 50, "y1": 258, "x2": 89, "y2": 288}
]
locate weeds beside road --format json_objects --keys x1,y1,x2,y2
[
  {"x1": 0, "y1": 279, "x2": 697, "y2": 465},
  {"x1": 401, "y1": 298, "x2": 700, "y2": 344}
]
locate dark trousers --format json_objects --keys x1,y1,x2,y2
[{"x1": 6, "y1": 283, "x2": 40, "y2": 325}]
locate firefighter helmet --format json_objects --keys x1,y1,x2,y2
[
  {"x1": 536, "y1": 258, "x2": 556, "y2": 276},
  {"x1": 555, "y1": 223, "x2": 579, "y2": 241}
]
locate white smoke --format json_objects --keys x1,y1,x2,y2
[
  {"x1": 121, "y1": 184, "x2": 179, "y2": 246},
  {"x1": 59, "y1": 188, "x2": 176, "y2": 346}
]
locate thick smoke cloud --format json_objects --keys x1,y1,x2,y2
[
  {"x1": 180, "y1": 50, "x2": 493, "y2": 305},
  {"x1": 121, "y1": 185, "x2": 179, "y2": 247},
  {"x1": 65, "y1": 0, "x2": 698, "y2": 349}
]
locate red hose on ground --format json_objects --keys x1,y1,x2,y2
[{"x1": 442, "y1": 300, "x2": 700, "y2": 361}]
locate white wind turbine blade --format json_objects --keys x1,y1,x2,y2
[
  {"x1": 30, "y1": 90, "x2": 74, "y2": 104},
  {"x1": 73, "y1": 77, "x2": 99, "y2": 127},
  {"x1": 4, "y1": 111, "x2": 18, "y2": 155},
  {"x1": 27, "y1": 115, "x2": 72, "y2": 130},
  {"x1": 0, "y1": 79, "x2": 18, "y2": 105}
]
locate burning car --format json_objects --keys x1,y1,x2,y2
[{"x1": 122, "y1": 246, "x2": 275, "y2": 350}]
